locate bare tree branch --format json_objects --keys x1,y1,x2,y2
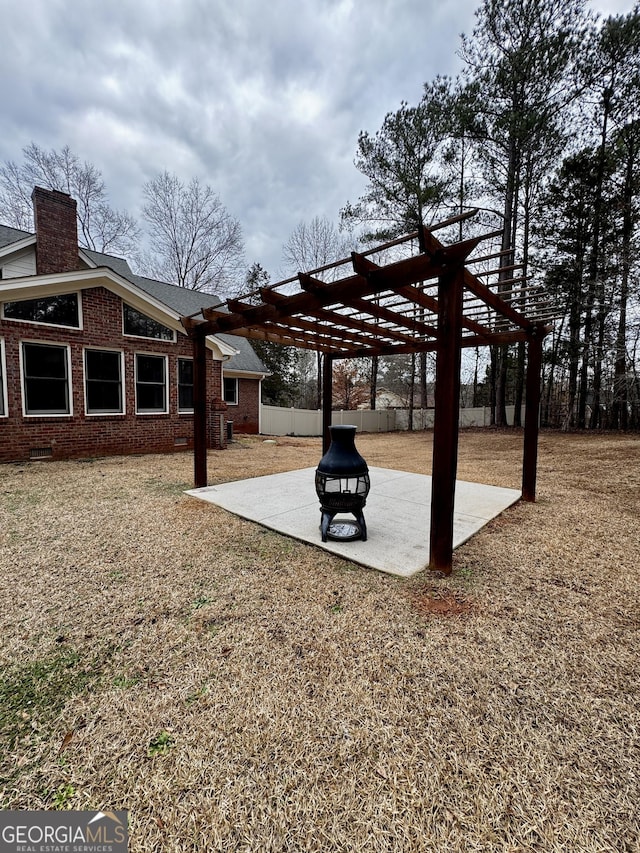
[
  {"x1": 141, "y1": 171, "x2": 245, "y2": 293},
  {"x1": 0, "y1": 142, "x2": 140, "y2": 256},
  {"x1": 282, "y1": 216, "x2": 352, "y2": 280}
]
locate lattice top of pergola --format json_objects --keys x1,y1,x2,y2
[{"x1": 181, "y1": 210, "x2": 555, "y2": 353}]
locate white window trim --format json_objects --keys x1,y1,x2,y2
[
  {"x1": 122, "y1": 303, "x2": 176, "y2": 343},
  {"x1": 0, "y1": 338, "x2": 7, "y2": 418},
  {"x1": 223, "y1": 376, "x2": 239, "y2": 406},
  {"x1": 177, "y1": 356, "x2": 194, "y2": 414},
  {"x1": 134, "y1": 352, "x2": 169, "y2": 415},
  {"x1": 20, "y1": 340, "x2": 73, "y2": 418},
  {"x1": 83, "y1": 347, "x2": 126, "y2": 417},
  {"x1": 2, "y1": 291, "x2": 83, "y2": 330}
]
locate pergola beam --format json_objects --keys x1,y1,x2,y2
[
  {"x1": 342, "y1": 294, "x2": 437, "y2": 338},
  {"x1": 298, "y1": 276, "x2": 431, "y2": 341},
  {"x1": 353, "y1": 252, "x2": 493, "y2": 341},
  {"x1": 420, "y1": 227, "x2": 536, "y2": 334},
  {"x1": 348, "y1": 327, "x2": 533, "y2": 359},
  {"x1": 463, "y1": 271, "x2": 536, "y2": 332},
  {"x1": 262, "y1": 288, "x2": 418, "y2": 345},
  {"x1": 239, "y1": 325, "x2": 358, "y2": 353}
]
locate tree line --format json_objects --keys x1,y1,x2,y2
[
  {"x1": 264, "y1": 0, "x2": 640, "y2": 430},
  {"x1": 2, "y1": 0, "x2": 639, "y2": 430},
  {"x1": 338, "y1": 0, "x2": 640, "y2": 430}
]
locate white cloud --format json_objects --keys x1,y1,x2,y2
[{"x1": 8, "y1": 0, "x2": 628, "y2": 282}]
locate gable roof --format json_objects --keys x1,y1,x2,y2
[
  {"x1": 0, "y1": 225, "x2": 33, "y2": 250},
  {"x1": 1, "y1": 233, "x2": 268, "y2": 376},
  {"x1": 131, "y1": 277, "x2": 268, "y2": 374},
  {"x1": 81, "y1": 248, "x2": 135, "y2": 280}
]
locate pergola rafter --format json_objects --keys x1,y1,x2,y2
[{"x1": 182, "y1": 214, "x2": 555, "y2": 574}]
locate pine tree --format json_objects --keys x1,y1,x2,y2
[{"x1": 460, "y1": 0, "x2": 589, "y2": 425}]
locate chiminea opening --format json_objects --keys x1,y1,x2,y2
[{"x1": 315, "y1": 425, "x2": 370, "y2": 542}]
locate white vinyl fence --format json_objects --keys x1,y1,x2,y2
[
  {"x1": 260, "y1": 405, "x2": 525, "y2": 436},
  {"x1": 394, "y1": 405, "x2": 525, "y2": 430},
  {"x1": 261, "y1": 406, "x2": 396, "y2": 436}
]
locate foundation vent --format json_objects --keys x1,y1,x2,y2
[{"x1": 30, "y1": 447, "x2": 53, "y2": 460}]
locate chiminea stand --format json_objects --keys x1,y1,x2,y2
[{"x1": 315, "y1": 425, "x2": 370, "y2": 542}]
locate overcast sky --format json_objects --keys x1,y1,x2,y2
[{"x1": 1, "y1": 0, "x2": 634, "y2": 282}]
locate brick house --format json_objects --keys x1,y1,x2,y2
[{"x1": 0, "y1": 187, "x2": 268, "y2": 463}]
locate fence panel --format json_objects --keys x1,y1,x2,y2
[
  {"x1": 261, "y1": 406, "x2": 396, "y2": 436},
  {"x1": 260, "y1": 405, "x2": 524, "y2": 435}
]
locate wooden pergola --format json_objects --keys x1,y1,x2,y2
[{"x1": 182, "y1": 211, "x2": 554, "y2": 575}]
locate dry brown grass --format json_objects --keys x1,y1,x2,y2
[{"x1": 0, "y1": 430, "x2": 638, "y2": 852}]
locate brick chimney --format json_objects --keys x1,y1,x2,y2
[{"x1": 31, "y1": 187, "x2": 79, "y2": 275}]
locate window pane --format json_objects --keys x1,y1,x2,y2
[
  {"x1": 24, "y1": 343, "x2": 67, "y2": 379},
  {"x1": 26, "y1": 378, "x2": 68, "y2": 412},
  {"x1": 23, "y1": 343, "x2": 69, "y2": 414},
  {"x1": 223, "y1": 377, "x2": 237, "y2": 404},
  {"x1": 86, "y1": 349, "x2": 120, "y2": 381},
  {"x1": 137, "y1": 383, "x2": 165, "y2": 411},
  {"x1": 137, "y1": 354, "x2": 164, "y2": 383},
  {"x1": 4, "y1": 294, "x2": 79, "y2": 327},
  {"x1": 85, "y1": 350, "x2": 122, "y2": 414},
  {"x1": 135, "y1": 354, "x2": 166, "y2": 412},
  {"x1": 179, "y1": 385, "x2": 194, "y2": 410},
  {"x1": 178, "y1": 358, "x2": 193, "y2": 411},
  {"x1": 178, "y1": 359, "x2": 193, "y2": 384},
  {"x1": 87, "y1": 381, "x2": 122, "y2": 412},
  {"x1": 124, "y1": 304, "x2": 173, "y2": 341}
]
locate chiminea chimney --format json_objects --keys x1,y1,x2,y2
[{"x1": 31, "y1": 187, "x2": 79, "y2": 275}]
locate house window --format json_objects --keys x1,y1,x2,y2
[
  {"x1": 3, "y1": 293, "x2": 80, "y2": 328},
  {"x1": 84, "y1": 349, "x2": 124, "y2": 415},
  {"x1": 0, "y1": 339, "x2": 7, "y2": 417},
  {"x1": 177, "y1": 358, "x2": 194, "y2": 412},
  {"x1": 22, "y1": 342, "x2": 71, "y2": 415},
  {"x1": 135, "y1": 354, "x2": 167, "y2": 413},
  {"x1": 123, "y1": 304, "x2": 174, "y2": 341},
  {"x1": 223, "y1": 377, "x2": 238, "y2": 405}
]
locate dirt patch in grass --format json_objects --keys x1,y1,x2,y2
[
  {"x1": 0, "y1": 430, "x2": 639, "y2": 850},
  {"x1": 409, "y1": 589, "x2": 478, "y2": 617}
]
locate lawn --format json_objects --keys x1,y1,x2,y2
[{"x1": 0, "y1": 430, "x2": 638, "y2": 852}]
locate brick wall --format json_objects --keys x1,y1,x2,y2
[
  {"x1": 0, "y1": 286, "x2": 225, "y2": 462},
  {"x1": 32, "y1": 188, "x2": 80, "y2": 275},
  {"x1": 226, "y1": 376, "x2": 261, "y2": 434}
]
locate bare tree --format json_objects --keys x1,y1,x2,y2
[
  {"x1": 141, "y1": 171, "x2": 244, "y2": 293},
  {"x1": 282, "y1": 216, "x2": 352, "y2": 408},
  {"x1": 282, "y1": 216, "x2": 351, "y2": 276},
  {"x1": 0, "y1": 142, "x2": 140, "y2": 256}
]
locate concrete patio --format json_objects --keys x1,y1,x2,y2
[{"x1": 186, "y1": 467, "x2": 521, "y2": 577}]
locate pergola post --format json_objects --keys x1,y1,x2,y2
[
  {"x1": 429, "y1": 267, "x2": 464, "y2": 574},
  {"x1": 522, "y1": 333, "x2": 543, "y2": 502},
  {"x1": 322, "y1": 354, "x2": 333, "y2": 454},
  {"x1": 193, "y1": 333, "x2": 208, "y2": 488}
]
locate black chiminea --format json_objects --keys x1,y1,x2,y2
[{"x1": 315, "y1": 425, "x2": 370, "y2": 542}]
